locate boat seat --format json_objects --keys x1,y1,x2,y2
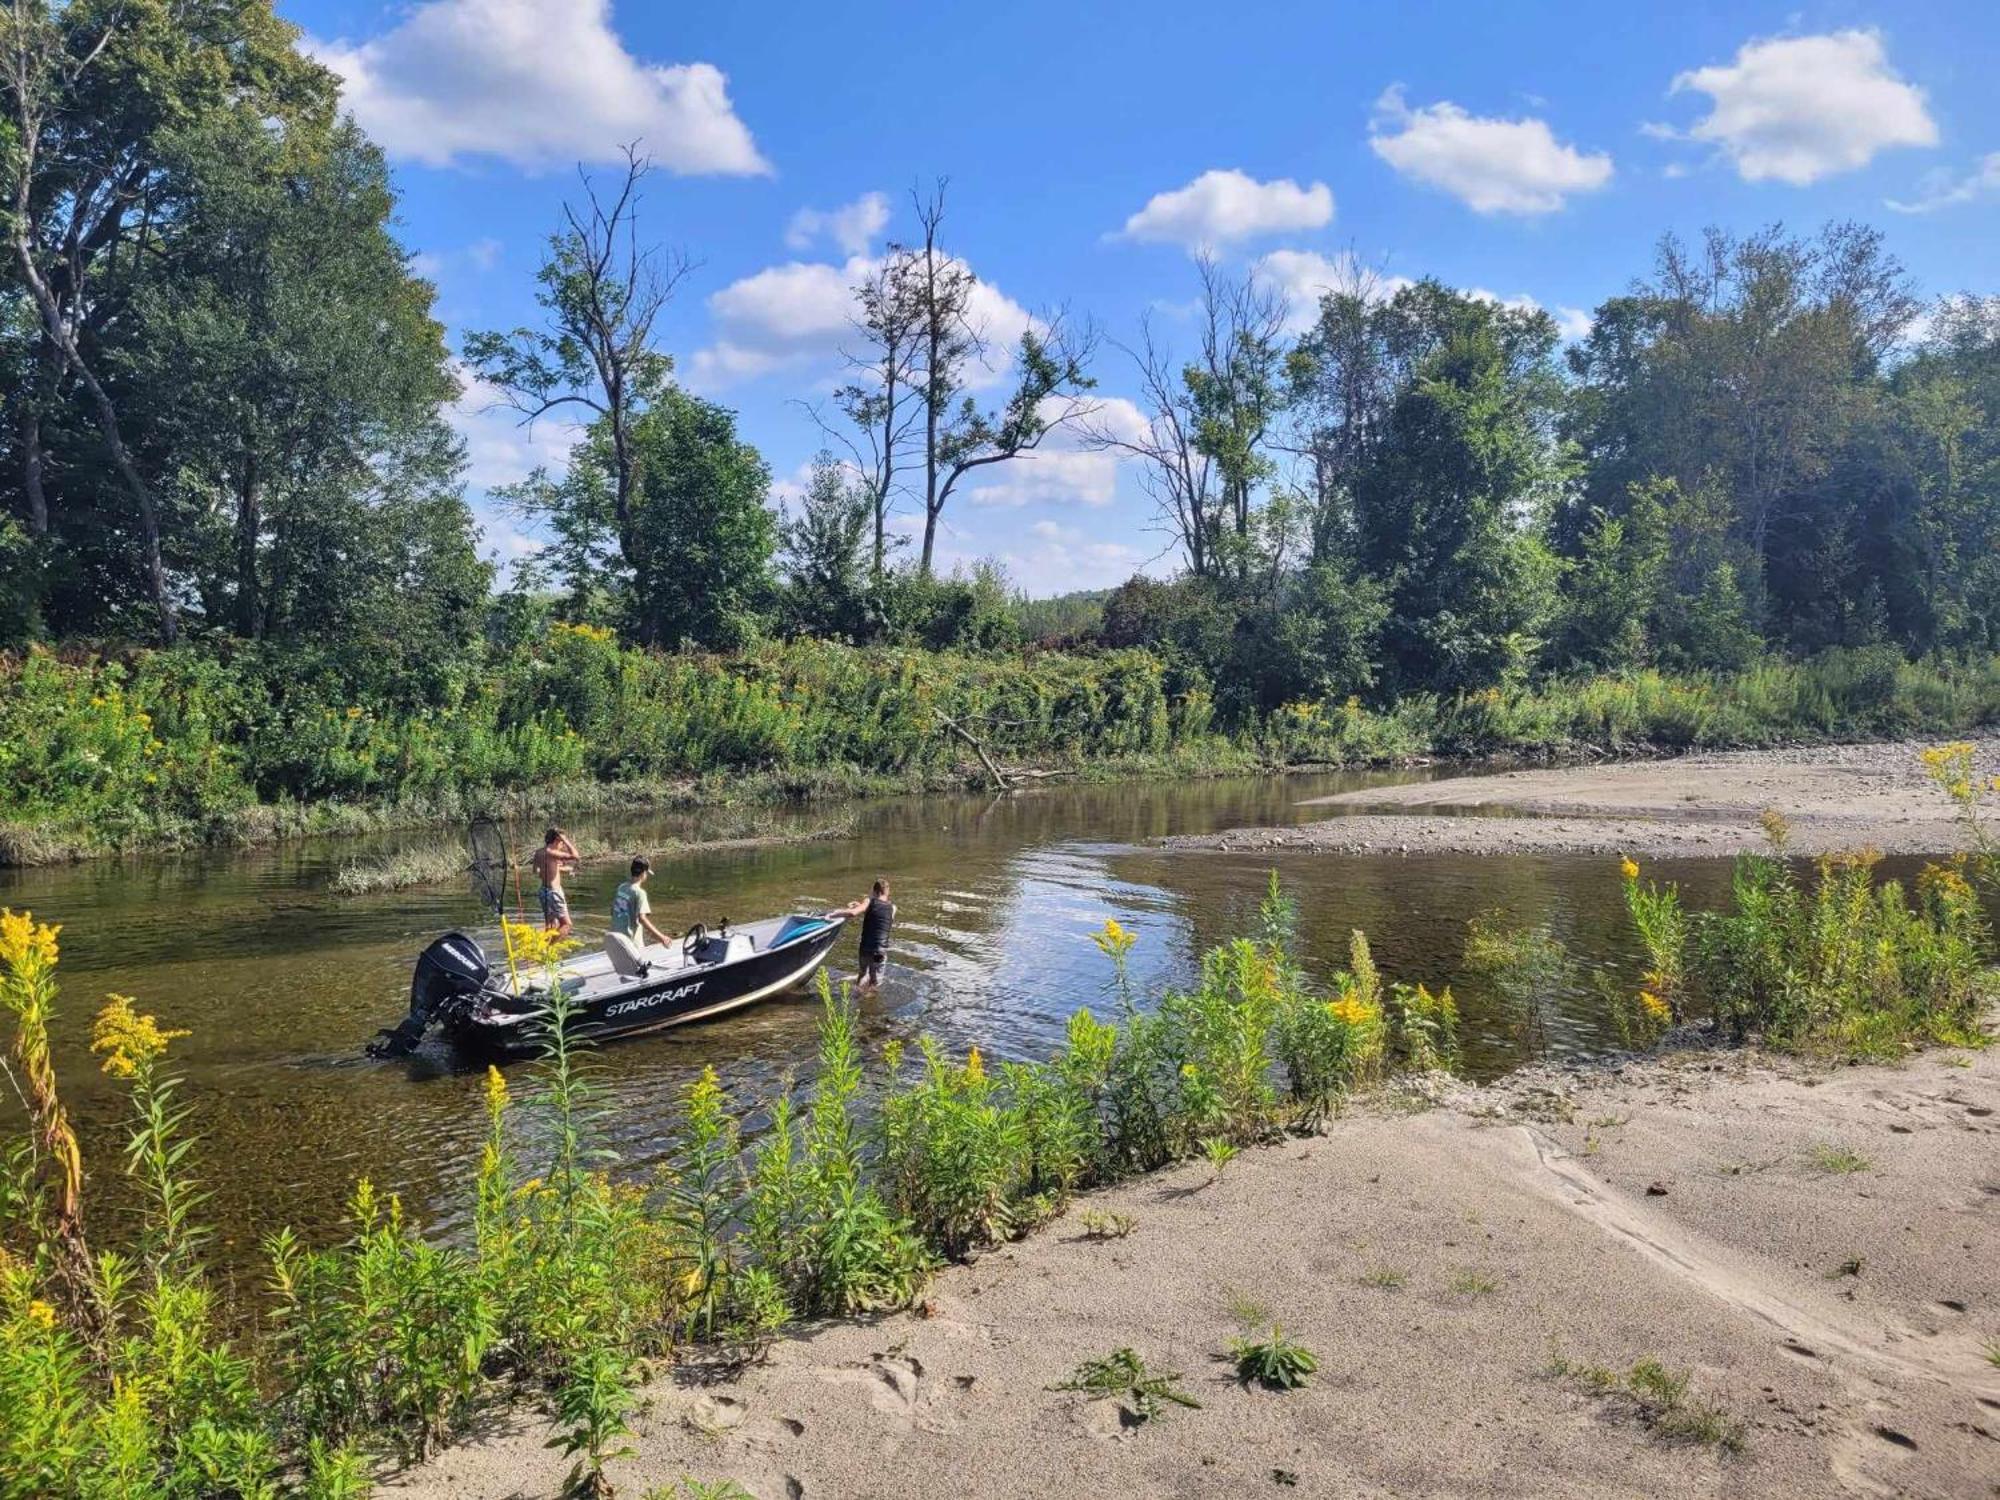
[{"x1": 603, "y1": 931, "x2": 651, "y2": 979}]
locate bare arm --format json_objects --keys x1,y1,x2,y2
[
  {"x1": 825, "y1": 898, "x2": 867, "y2": 920},
  {"x1": 642, "y1": 913, "x2": 674, "y2": 946}
]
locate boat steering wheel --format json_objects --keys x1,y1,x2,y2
[{"x1": 681, "y1": 923, "x2": 706, "y2": 960}]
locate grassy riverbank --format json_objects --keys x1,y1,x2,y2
[
  {"x1": 4, "y1": 636, "x2": 2000, "y2": 865},
  {"x1": 2, "y1": 791, "x2": 1992, "y2": 1498}
]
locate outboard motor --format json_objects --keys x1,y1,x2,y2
[{"x1": 369, "y1": 932, "x2": 493, "y2": 1057}]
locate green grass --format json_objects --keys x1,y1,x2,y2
[
  {"x1": 1548, "y1": 1348, "x2": 1747, "y2": 1453},
  {"x1": 1450, "y1": 1269, "x2": 1502, "y2": 1295},
  {"x1": 1359, "y1": 1267, "x2": 1408, "y2": 1290},
  {"x1": 1806, "y1": 1143, "x2": 1874, "y2": 1175}
]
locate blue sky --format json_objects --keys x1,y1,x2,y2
[{"x1": 282, "y1": 0, "x2": 2000, "y2": 595}]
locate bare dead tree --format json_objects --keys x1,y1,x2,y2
[
  {"x1": 4, "y1": 0, "x2": 179, "y2": 639},
  {"x1": 815, "y1": 247, "x2": 924, "y2": 580},
  {"x1": 464, "y1": 144, "x2": 690, "y2": 625},
  {"x1": 1080, "y1": 312, "x2": 1218, "y2": 577},
  {"x1": 907, "y1": 180, "x2": 981, "y2": 574},
  {"x1": 1187, "y1": 253, "x2": 1289, "y2": 558}
]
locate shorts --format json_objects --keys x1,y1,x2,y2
[
  {"x1": 539, "y1": 886, "x2": 571, "y2": 925},
  {"x1": 858, "y1": 948, "x2": 887, "y2": 985}
]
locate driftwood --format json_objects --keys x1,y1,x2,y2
[{"x1": 936, "y1": 711, "x2": 1011, "y2": 791}]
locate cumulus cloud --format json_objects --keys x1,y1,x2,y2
[
  {"x1": 689, "y1": 252, "x2": 1033, "y2": 390},
  {"x1": 307, "y1": 0, "x2": 769, "y2": 174},
  {"x1": 1886, "y1": 153, "x2": 2000, "y2": 214},
  {"x1": 994, "y1": 520, "x2": 1143, "y2": 593},
  {"x1": 1118, "y1": 169, "x2": 1334, "y2": 253},
  {"x1": 1368, "y1": 86, "x2": 1613, "y2": 214},
  {"x1": 785, "y1": 192, "x2": 890, "y2": 256},
  {"x1": 964, "y1": 396, "x2": 1150, "y2": 510},
  {"x1": 1664, "y1": 30, "x2": 1936, "y2": 185},
  {"x1": 1251, "y1": 249, "x2": 1415, "y2": 331},
  {"x1": 449, "y1": 362, "x2": 584, "y2": 490}
]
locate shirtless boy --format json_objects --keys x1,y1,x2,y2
[{"x1": 529, "y1": 827, "x2": 580, "y2": 935}]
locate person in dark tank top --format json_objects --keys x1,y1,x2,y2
[{"x1": 828, "y1": 877, "x2": 895, "y2": 991}]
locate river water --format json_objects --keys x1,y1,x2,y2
[{"x1": 0, "y1": 768, "x2": 1944, "y2": 1277}]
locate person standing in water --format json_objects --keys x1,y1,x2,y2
[
  {"x1": 829, "y1": 877, "x2": 895, "y2": 991},
  {"x1": 529, "y1": 827, "x2": 580, "y2": 935},
  {"x1": 610, "y1": 857, "x2": 675, "y2": 948}
]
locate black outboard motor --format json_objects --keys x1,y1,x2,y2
[{"x1": 368, "y1": 932, "x2": 493, "y2": 1057}]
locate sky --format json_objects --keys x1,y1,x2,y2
[{"x1": 279, "y1": 0, "x2": 2000, "y2": 597}]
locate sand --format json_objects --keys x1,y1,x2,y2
[
  {"x1": 387, "y1": 1044, "x2": 2000, "y2": 1500},
  {"x1": 1160, "y1": 738, "x2": 1999, "y2": 858}
]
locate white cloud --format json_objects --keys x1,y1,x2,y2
[
  {"x1": 1666, "y1": 30, "x2": 1937, "y2": 186},
  {"x1": 785, "y1": 192, "x2": 890, "y2": 256},
  {"x1": 1886, "y1": 153, "x2": 2000, "y2": 214},
  {"x1": 1467, "y1": 288, "x2": 1593, "y2": 342},
  {"x1": 448, "y1": 362, "x2": 584, "y2": 491},
  {"x1": 994, "y1": 521, "x2": 1144, "y2": 593},
  {"x1": 1118, "y1": 169, "x2": 1333, "y2": 253},
  {"x1": 307, "y1": 0, "x2": 768, "y2": 174},
  {"x1": 1368, "y1": 86, "x2": 1613, "y2": 215},
  {"x1": 1251, "y1": 249, "x2": 1415, "y2": 331},
  {"x1": 689, "y1": 252, "x2": 1034, "y2": 391},
  {"x1": 964, "y1": 396, "x2": 1148, "y2": 510},
  {"x1": 410, "y1": 236, "x2": 504, "y2": 282}
]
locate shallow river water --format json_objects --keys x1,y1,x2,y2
[{"x1": 0, "y1": 767, "x2": 1956, "y2": 1277}]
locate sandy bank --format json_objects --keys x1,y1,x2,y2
[
  {"x1": 389, "y1": 1044, "x2": 1999, "y2": 1499},
  {"x1": 1161, "y1": 738, "x2": 1997, "y2": 858}
]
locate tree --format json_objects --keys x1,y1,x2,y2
[
  {"x1": 900, "y1": 183, "x2": 1095, "y2": 573},
  {"x1": 1, "y1": 0, "x2": 335, "y2": 641},
  {"x1": 826, "y1": 251, "x2": 922, "y2": 580},
  {"x1": 623, "y1": 387, "x2": 774, "y2": 649},
  {"x1": 1562, "y1": 223, "x2": 1921, "y2": 645},
  {"x1": 134, "y1": 117, "x2": 459, "y2": 640},
  {"x1": 779, "y1": 452, "x2": 872, "y2": 639},
  {"x1": 1353, "y1": 302, "x2": 1565, "y2": 693},
  {"x1": 1083, "y1": 313, "x2": 1220, "y2": 578},
  {"x1": 464, "y1": 148, "x2": 686, "y2": 640},
  {"x1": 1184, "y1": 256, "x2": 1288, "y2": 577}
]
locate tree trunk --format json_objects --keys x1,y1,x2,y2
[
  {"x1": 235, "y1": 449, "x2": 262, "y2": 638},
  {"x1": 10, "y1": 230, "x2": 180, "y2": 643},
  {"x1": 16, "y1": 389, "x2": 47, "y2": 536}
]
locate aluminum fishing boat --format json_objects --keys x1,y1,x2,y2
[{"x1": 371, "y1": 913, "x2": 847, "y2": 1058}]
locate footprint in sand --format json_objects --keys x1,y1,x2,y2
[{"x1": 819, "y1": 1352, "x2": 961, "y2": 1436}]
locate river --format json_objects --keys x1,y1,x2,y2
[{"x1": 0, "y1": 767, "x2": 1938, "y2": 1279}]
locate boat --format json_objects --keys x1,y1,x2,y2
[{"x1": 371, "y1": 913, "x2": 849, "y2": 1058}]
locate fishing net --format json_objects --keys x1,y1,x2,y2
[{"x1": 467, "y1": 817, "x2": 509, "y2": 914}]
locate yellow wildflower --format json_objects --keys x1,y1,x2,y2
[
  {"x1": 964, "y1": 1046, "x2": 984, "y2": 1082},
  {"x1": 0, "y1": 909, "x2": 60, "y2": 970},
  {"x1": 484, "y1": 1064, "x2": 509, "y2": 1115},
  {"x1": 345, "y1": 706, "x2": 363, "y2": 719},
  {"x1": 1179, "y1": 1062, "x2": 1199, "y2": 1079},
  {"x1": 1619, "y1": 856, "x2": 1640, "y2": 883},
  {"x1": 25, "y1": 1300, "x2": 56, "y2": 1331},
  {"x1": 1637, "y1": 991, "x2": 1672, "y2": 1025},
  {"x1": 1326, "y1": 996, "x2": 1378, "y2": 1029},
  {"x1": 90, "y1": 995, "x2": 188, "y2": 1078},
  {"x1": 1091, "y1": 917, "x2": 1136, "y2": 961}
]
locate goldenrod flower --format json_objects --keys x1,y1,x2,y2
[
  {"x1": 91, "y1": 994, "x2": 188, "y2": 1078},
  {"x1": 1637, "y1": 991, "x2": 1672, "y2": 1024},
  {"x1": 0, "y1": 909, "x2": 59, "y2": 971},
  {"x1": 484, "y1": 1064, "x2": 509, "y2": 1115},
  {"x1": 964, "y1": 1046, "x2": 984, "y2": 1082},
  {"x1": 1326, "y1": 997, "x2": 1379, "y2": 1029},
  {"x1": 25, "y1": 1300, "x2": 56, "y2": 1331},
  {"x1": 1619, "y1": 856, "x2": 1640, "y2": 883}
]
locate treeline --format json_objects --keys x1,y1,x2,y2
[{"x1": 4, "y1": 3, "x2": 2000, "y2": 826}]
